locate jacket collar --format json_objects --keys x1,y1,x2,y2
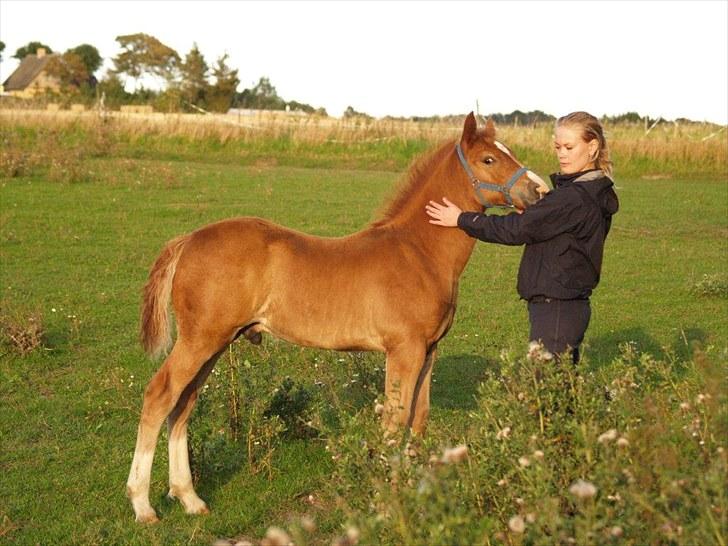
[{"x1": 549, "y1": 169, "x2": 603, "y2": 188}]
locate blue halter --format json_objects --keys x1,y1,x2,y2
[{"x1": 455, "y1": 142, "x2": 529, "y2": 209}]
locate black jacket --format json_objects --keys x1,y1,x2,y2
[{"x1": 457, "y1": 169, "x2": 619, "y2": 300}]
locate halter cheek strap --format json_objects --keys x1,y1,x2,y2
[{"x1": 456, "y1": 142, "x2": 529, "y2": 209}]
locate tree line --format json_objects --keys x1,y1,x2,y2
[
  {"x1": 1, "y1": 35, "x2": 327, "y2": 114},
  {"x1": 1, "y1": 38, "x2": 707, "y2": 124}
]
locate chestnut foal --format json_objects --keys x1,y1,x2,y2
[{"x1": 127, "y1": 113, "x2": 547, "y2": 522}]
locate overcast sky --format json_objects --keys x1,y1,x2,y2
[{"x1": 1, "y1": 0, "x2": 726, "y2": 123}]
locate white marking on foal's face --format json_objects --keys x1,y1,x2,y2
[
  {"x1": 496, "y1": 140, "x2": 550, "y2": 196},
  {"x1": 528, "y1": 170, "x2": 550, "y2": 194},
  {"x1": 495, "y1": 140, "x2": 512, "y2": 157}
]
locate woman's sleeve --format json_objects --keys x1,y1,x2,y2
[{"x1": 456, "y1": 192, "x2": 583, "y2": 245}]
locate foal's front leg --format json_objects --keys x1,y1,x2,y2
[
  {"x1": 382, "y1": 342, "x2": 428, "y2": 434},
  {"x1": 410, "y1": 345, "x2": 437, "y2": 434}
]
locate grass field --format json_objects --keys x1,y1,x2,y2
[{"x1": 0, "y1": 114, "x2": 726, "y2": 545}]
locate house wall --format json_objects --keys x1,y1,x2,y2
[{"x1": 7, "y1": 71, "x2": 61, "y2": 99}]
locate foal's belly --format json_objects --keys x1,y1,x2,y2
[{"x1": 260, "y1": 321, "x2": 384, "y2": 353}]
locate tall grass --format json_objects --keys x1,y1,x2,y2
[{"x1": 1, "y1": 108, "x2": 726, "y2": 178}]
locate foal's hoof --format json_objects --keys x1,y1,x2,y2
[
  {"x1": 135, "y1": 510, "x2": 160, "y2": 524},
  {"x1": 184, "y1": 500, "x2": 210, "y2": 516},
  {"x1": 189, "y1": 504, "x2": 211, "y2": 516},
  {"x1": 177, "y1": 493, "x2": 210, "y2": 516}
]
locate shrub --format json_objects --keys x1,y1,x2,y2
[
  {"x1": 265, "y1": 376, "x2": 315, "y2": 439},
  {"x1": 692, "y1": 273, "x2": 728, "y2": 298},
  {"x1": 0, "y1": 308, "x2": 46, "y2": 355},
  {"x1": 319, "y1": 345, "x2": 727, "y2": 545}
]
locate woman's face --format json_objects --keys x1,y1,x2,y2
[{"x1": 553, "y1": 125, "x2": 598, "y2": 174}]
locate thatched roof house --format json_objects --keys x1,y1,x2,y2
[{"x1": 2, "y1": 48, "x2": 61, "y2": 98}]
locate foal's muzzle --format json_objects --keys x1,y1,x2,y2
[{"x1": 515, "y1": 180, "x2": 545, "y2": 209}]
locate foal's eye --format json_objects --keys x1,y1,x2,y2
[{"x1": 483, "y1": 157, "x2": 495, "y2": 165}]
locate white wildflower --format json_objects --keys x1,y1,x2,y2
[
  {"x1": 263, "y1": 526, "x2": 291, "y2": 546},
  {"x1": 496, "y1": 426, "x2": 512, "y2": 440},
  {"x1": 607, "y1": 492, "x2": 622, "y2": 502},
  {"x1": 300, "y1": 516, "x2": 316, "y2": 533},
  {"x1": 569, "y1": 479, "x2": 598, "y2": 500},
  {"x1": 617, "y1": 437, "x2": 629, "y2": 448},
  {"x1": 598, "y1": 429, "x2": 618, "y2": 444},
  {"x1": 346, "y1": 525, "x2": 360, "y2": 544},
  {"x1": 527, "y1": 340, "x2": 553, "y2": 361},
  {"x1": 508, "y1": 515, "x2": 525, "y2": 534},
  {"x1": 441, "y1": 444, "x2": 468, "y2": 464}
]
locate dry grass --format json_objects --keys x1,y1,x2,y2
[
  {"x1": 0, "y1": 308, "x2": 46, "y2": 355},
  {"x1": 1, "y1": 108, "x2": 725, "y2": 162}
]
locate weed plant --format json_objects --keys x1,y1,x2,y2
[{"x1": 279, "y1": 345, "x2": 726, "y2": 546}]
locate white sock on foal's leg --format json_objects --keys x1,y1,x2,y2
[
  {"x1": 168, "y1": 427, "x2": 209, "y2": 514},
  {"x1": 126, "y1": 439, "x2": 159, "y2": 523}
]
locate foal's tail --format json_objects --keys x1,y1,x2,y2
[{"x1": 140, "y1": 234, "x2": 191, "y2": 359}]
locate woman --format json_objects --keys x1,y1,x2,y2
[{"x1": 425, "y1": 112, "x2": 619, "y2": 363}]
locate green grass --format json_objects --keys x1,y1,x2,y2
[{"x1": 0, "y1": 133, "x2": 726, "y2": 545}]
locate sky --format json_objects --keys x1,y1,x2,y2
[{"x1": 1, "y1": 0, "x2": 726, "y2": 123}]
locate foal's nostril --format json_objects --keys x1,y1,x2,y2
[{"x1": 517, "y1": 182, "x2": 542, "y2": 208}]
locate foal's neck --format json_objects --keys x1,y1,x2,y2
[{"x1": 384, "y1": 152, "x2": 480, "y2": 281}]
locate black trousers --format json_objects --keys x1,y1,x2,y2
[{"x1": 527, "y1": 298, "x2": 591, "y2": 364}]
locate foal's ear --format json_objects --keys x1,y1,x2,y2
[
  {"x1": 461, "y1": 112, "x2": 477, "y2": 145},
  {"x1": 484, "y1": 117, "x2": 496, "y2": 141}
]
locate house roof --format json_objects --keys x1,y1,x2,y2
[{"x1": 2, "y1": 53, "x2": 57, "y2": 91}]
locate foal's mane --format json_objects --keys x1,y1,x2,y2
[{"x1": 370, "y1": 139, "x2": 455, "y2": 227}]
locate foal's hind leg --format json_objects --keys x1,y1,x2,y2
[
  {"x1": 166, "y1": 351, "x2": 222, "y2": 515},
  {"x1": 126, "y1": 340, "x2": 220, "y2": 523}
]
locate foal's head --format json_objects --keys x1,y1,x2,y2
[{"x1": 456, "y1": 112, "x2": 548, "y2": 210}]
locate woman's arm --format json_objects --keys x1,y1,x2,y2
[{"x1": 426, "y1": 192, "x2": 583, "y2": 246}]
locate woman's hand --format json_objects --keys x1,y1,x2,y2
[{"x1": 425, "y1": 197, "x2": 462, "y2": 227}]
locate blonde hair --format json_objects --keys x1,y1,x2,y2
[{"x1": 556, "y1": 111, "x2": 613, "y2": 178}]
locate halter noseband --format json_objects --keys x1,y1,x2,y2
[{"x1": 455, "y1": 142, "x2": 529, "y2": 209}]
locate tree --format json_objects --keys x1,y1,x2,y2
[
  {"x1": 68, "y1": 44, "x2": 102, "y2": 74},
  {"x1": 97, "y1": 71, "x2": 131, "y2": 108},
  {"x1": 343, "y1": 105, "x2": 372, "y2": 119},
  {"x1": 112, "y1": 33, "x2": 180, "y2": 89},
  {"x1": 0, "y1": 41, "x2": 5, "y2": 63},
  {"x1": 285, "y1": 100, "x2": 316, "y2": 114},
  {"x1": 13, "y1": 41, "x2": 53, "y2": 59},
  {"x1": 45, "y1": 51, "x2": 90, "y2": 91},
  {"x1": 206, "y1": 54, "x2": 239, "y2": 112},
  {"x1": 235, "y1": 76, "x2": 285, "y2": 110},
  {"x1": 487, "y1": 110, "x2": 555, "y2": 125},
  {"x1": 179, "y1": 43, "x2": 209, "y2": 109}
]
